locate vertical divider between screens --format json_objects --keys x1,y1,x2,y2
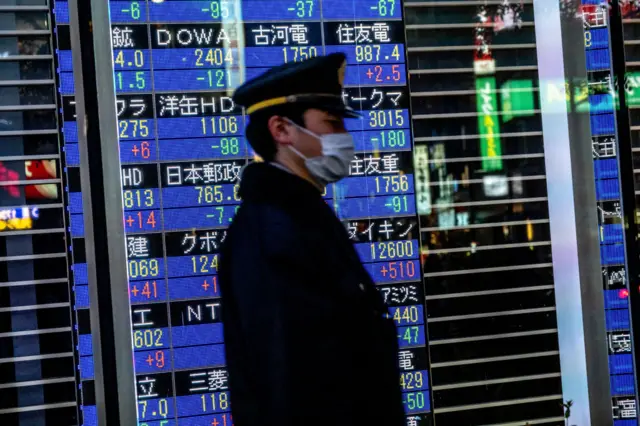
[
  {"x1": 609, "y1": 0, "x2": 640, "y2": 412},
  {"x1": 68, "y1": 0, "x2": 138, "y2": 423},
  {"x1": 533, "y1": 0, "x2": 591, "y2": 423},
  {"x1": 49, "y1": 0, "x2": 82, "y2": 421},
  {"x1": 398, "y1": 0, "x2": 434, "y2": 420}
]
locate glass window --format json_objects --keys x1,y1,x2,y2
[
  {"x1": 0, "y1": 36, "x2": 51, "y2": 56},
  {"x1": 0, "y1": 85, "x2": 55, "y2": 106},
  {"x1": 0, "y1": 12, "x2": 49, "y2": 31},
  {"x1": 0, "y1": 60, "x2": 52, "y2": 80},
  {"x1": 0, "y1": 110, "x2": 57, "y2": 131}
]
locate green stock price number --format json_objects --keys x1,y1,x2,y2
[
  {"x1": 403, "y1": 391, "x2": 427, "y2": 412},
  {"x1": 292, "y1": 0, "x2": 314, "y2": 17},
  {"x1": 386, "y1": 195, "x2": 410, "y2": 213},
  {"x1": 126, "y1": 1, "x2": 142, "y2": 20},
  {"x1": 128, "y1": 259, "x2": 159, "y2": 279},
  {"x1": 377, "y1": 130, "x2": 406, "y2": 149},
  {"x1": 205, "y1": 69, "x2": 232, "y2": 88},
  {"x1": 209, "y1": 0, "x2": 231, "y2": 18},
  {"x1": 213, "y1": 137, "x2": 240, "y2": 156},
  {"x1": 374, "y1": 0, "x2": 396, "y2": 16}
]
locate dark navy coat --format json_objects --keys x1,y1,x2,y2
[{"x1": 219, "y1": 162, "x2": 405, "y2": 426}]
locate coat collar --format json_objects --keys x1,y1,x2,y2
[{"x1": 239, "y1": 162, "x2": 323, "y2": 207}]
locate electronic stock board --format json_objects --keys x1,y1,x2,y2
[{"x1": 52, "y1": 0, "x2": 431, "y2": 424}]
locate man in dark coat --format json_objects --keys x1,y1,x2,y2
[{"x1": 219, "y1": 53, "x2": 405, "y2": 426}]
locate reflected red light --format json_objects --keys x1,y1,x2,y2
[{"x1": 619, "y1": 289, "x2": 630, "y2": 299}]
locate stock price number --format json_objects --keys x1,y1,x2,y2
[
  {"x1": 192, "y1": 254, "x2": 219, "y2": 274},
  {"x1": 385, "y1": 195, "x2": 410, "y2": 214},
  {"x1": 203, "y1": 69, "x2": 232, "y2": 88},
  {"x1": 376, "y1": 130, "x2": 407, "y2": 149},
  {"x1": 291, "y1": 0, "x2": 314, "y2": 17},
  {"x1": 128, "y1": 259, "x2": 160, "y2": 279},
  {"x1": 399, "y1": 325, "x2": 422, "y2": 346},
  {"x1": 195, "y1": 185, "x2": 240, "y2": 205},
  {"x1": 355, "y1": 44, "x2": 401, "y2": 63},
  {"x1": 369, "y1": 110, "x2": 404, "y2": 129},
  {"x1": 114, "y1": 50, "x2": 145, "y2": 69},
  {"x1": 138, "y1": 398, "x2": 170, "y2": 420},
  {"x1": 130, "y1": 280, "x2": 159, "y2": 300},
  {"x1": 123, "y1": 189, "x2": 154, "y2": 209},
  {"x1": 375, "y1": 175, "x2": 409, "y2": 194},
  {"x1": 133, "y1": 328, "x2": 164, "y2": 349},
  {"x1": 364, "y1": 65, "x2": 402, "y2": 83},
  {"x1": 206, "y1": 205, "x2": 240, "y2": 224},
  {"x1": 212, "y1": 137, "x2": 241, "y2": 156},
  {"x1": 403, "y1": 391, "x2": 428, "y2": 413},
  {"x1": 115, "y1": 71, "x2": 146, "y2": 91},
  {"x1": 282, "y1": 46, "x2": 318, "y2": 63},
  {"x1": 400, "y1": 371, "x2": 426, "y2": 391},
  {"x1": 201, "y1": 392, "x2": 230, "y2": 413},
  {"x1": 125, "y1": 211, "x2": 158, "y2": 231},
  {"x1": 195, "y1": 48, "x2": 234, "y2": 67},
  {"x1": 201, "y1": 116, "x2": 239, "y2": 136},
  {"x1": 390, "y1": 305, "x2": 421, "y2": 325},
  {"x1": 370, "y1": 240, "x2": 414, "y2": 261},
  {"x1": 119, "y1": 119, "x2": 150, "y2": 139},
  {"x1": 207, "y1": 0, "x2": 231, "y2": 18},
  {"x1": 373, "y1": 0, "x2": 397, "y2": 17},
  {"x1": 380, "y1": 260, "x2": 417, "y2": 281},
  {"x1": 144, "y1": 350, "x2": 166, "y2": 369}
]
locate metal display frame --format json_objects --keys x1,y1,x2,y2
[
  {"x1": 534, "y1": 0, "x2": 612, "y2": 423},
  {"x1": 68, "y1": 0, "x2": 138, "y2": 423}
]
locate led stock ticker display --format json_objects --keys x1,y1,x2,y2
[{"x1": 54, "y1": 0, "x2": 432, "y2": 424}]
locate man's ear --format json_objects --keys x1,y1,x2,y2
[{"x1": 268, "y1": 116, "x2": 294, "y2": 146}]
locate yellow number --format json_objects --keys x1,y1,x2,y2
[
  {"x1": 119, "y1": 119, "x2": 149, "y2": 138},
  {"x1": 133, "y1": 329, "x2": 163, "y2": 349},
  {"x1": 283, "y1": 46, "x2": 318, "y2": 63},
  {"x1": 134, "y1": 50, "x2": 144, "y2": 67},
  {"x1": 191, "y1": 255, "x2": 219, "y2": 273},
  {"x1": 219, "y1": 392, "x2": 229, "y2": 409},
  {"x1": 128, "y1": 259, "x2": 159, "y2": 278},
  {"x1": 369, "y1": 110, "x2": 403, "y2": 128},
  {"x1": 123, "y1": 189, "x2": 154, "y2": 208},
  {"x1": 584, "y1": 31, "x2": 592, "y2": 48},
  {"x1": 119, "y1": 120, "x2": 128, "y2": 138},
  {"x1": 138, "y1": 400, "x2": 147, "y2": 418},
  {"x1": 195, "y1": 48, "x2": 233, "y2": 66},
  {"x1": 233, "y1": 184, "x2": 241, "y2": 201},
  {"x1": 400, "y1": 371, "x2": 425, "y2": 391},
  {"x1": 355, "y1": 45, "x2": 381, "y2": 63},
  {"x1": 375, "y1": 175, "x2": 409, "y2": 193},
  {"x1": 201, "y1": 117, "x2": 238, "y2": 135},
  {"x1": 195, "y1": 186, "x2": 223, "y2": 204},
  {"x1": 158, "y1": 399, "x2": 168, "y2": 418},
  {"x1": 391, "y1": 44, "x2": 400, "y2": 60},
  {"x1": 115, "y1": 51, "x2": 125, "y2": 67}
]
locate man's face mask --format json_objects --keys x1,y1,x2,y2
[{"x1": 285, "y1": 118, "x2": 355, "y2": 187}]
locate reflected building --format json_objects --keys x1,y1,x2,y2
[{"x1": 405, "y1": 2, "x2": 564, "y2": 424}]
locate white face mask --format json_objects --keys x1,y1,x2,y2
[{"x1": 285, "y1": 119, "x2": 355, "y2": 187}]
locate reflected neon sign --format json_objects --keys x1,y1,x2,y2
[{"x1": 0, "y1": 207, "x2": 39, "y2": 231}]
